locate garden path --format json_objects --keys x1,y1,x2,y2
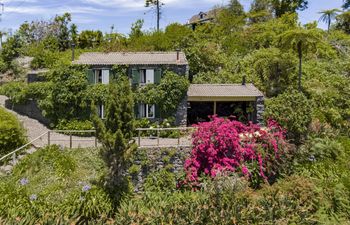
[{"x1": 0, "y1": 95, "x2": 97, "y2": 149}]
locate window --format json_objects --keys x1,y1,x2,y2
[
  {"x1": 146, "y1": 69, "x2": 154, "y2": 84},
  {"x1": 102, "y1": 70, "x2": 110, "y2": 84},
  {"x1": 93, "y1": 69, "x2": 109, "y2": 84},
  {"x1": 139, "y1": 104, "x2": 155, "y2": 119},
  {"x1": 140, "y1": 69, "x2": 154, "y2": 85}
]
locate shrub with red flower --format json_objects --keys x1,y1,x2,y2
[{"x1": 183, "y1": 117, "x2": 289, "y2": 188}]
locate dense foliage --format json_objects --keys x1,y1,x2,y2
[
  {"x1": 0, "y1": 107, "x2": 27, "y2": 155},
  {"x1": 0, "y1": 0, "x2": 350, "y2": 223}
]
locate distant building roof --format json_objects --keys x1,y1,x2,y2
[
  {"x1": 188, "y1": 84, "x2": 264, "y2": 100},
  {"x1": 188, "y1": 8, "x2": 223, "y2": 24},
  {"x1": 73, "y1": 52, "x2": 188, "y2": 66}
]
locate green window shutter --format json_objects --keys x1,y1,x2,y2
[
  {"x1": 154, "y1": 68, "x2": 162, "y2": 84},
  {"x1": 86, "y1": 69, "x2": 95, "y2": 84},
  {"x1": 110, "y1": 69, "x2": 115, "y2": 81},
  {"x1": 132, "y1": 68, "x2": 140, "y2": 85},
  {"x1": 134, "y1": 104, "x2": 139, "y2": 119},
  {"x1": 155, "y1": 104, "x2": 161, "y2": 119}
]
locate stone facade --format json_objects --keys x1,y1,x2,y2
[
  {"x1": 128, "y1": 147, "x2": 191, "y2": 192},
  {"x1": 256, "y1": 96, "x2": 265, "y2": 125},
  {"x1": 175, "y1": 97, "x2": 188, "y2": 126}
]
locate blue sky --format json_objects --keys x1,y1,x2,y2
[{"x1": 0, "y1": 0, "x2": 345, "y2": 35}]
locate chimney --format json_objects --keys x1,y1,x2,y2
[
  {"x1": 176, "y1": 48, "x2": 180, "y2": 62},
  {"x1": 71, "y1": 43, "x2": 76, "y2": 61},
  {"x1": 242, "y1": 75, "x2": 246, "y2": 85}
]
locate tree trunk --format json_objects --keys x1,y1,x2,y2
[
  {"x1": 328, "y1": 15, "x2": 331, "y2": 33},
  {"x1": 297, "y1": 41, "x2": 302, "y2": 92}
]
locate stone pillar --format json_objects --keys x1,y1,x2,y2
[
  {"x1": 175, "y1": 97, "x2": 188, "y2": 127},
  {"x1": 256, "y1": 96, "x2": 265, "y2": 125}
]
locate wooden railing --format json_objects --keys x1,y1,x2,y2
[{"x1": 0, "y1": 130, "x2": 97, "y2": 164}]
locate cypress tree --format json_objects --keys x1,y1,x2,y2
[{"x1": 92, "y1": 75, "x2": 135, "y2": 202}]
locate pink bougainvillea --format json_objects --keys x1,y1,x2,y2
[{"x1": 183, "y1": 116, "x2": 288, "y2": 187}]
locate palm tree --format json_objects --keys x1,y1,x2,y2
[
  {"x1": 319, "y1": 9, "x2": 341, "y2": 32},
  {"x1": 280, "y1": 28, "x2": 322, "y2": 91}
]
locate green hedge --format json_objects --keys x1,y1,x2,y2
[{"x1": 0, "y1": 107, "x2": 27, "y2": 156}]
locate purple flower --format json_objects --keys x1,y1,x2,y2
[
  {"x1": 30, "y1": 194, "x2": 37, "y2": 201},
  {"x1": 19, "y1": 178, "x2": 29, "y2": 186},
  {"x1": 82, "y1": 185, "x2": 91, "y2": 192}
]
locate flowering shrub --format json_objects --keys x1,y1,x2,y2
[{"x1": 183, "y1": 117, "x2": 290, "y2": 187}]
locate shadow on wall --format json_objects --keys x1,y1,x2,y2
[{"x1": 5, "y1": 99, "x2": 50, "y2": 126}]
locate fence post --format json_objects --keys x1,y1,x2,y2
[
  {"x1": 69, "y1": 134, "x2": 73, "y2": 149},
  {"x1": 95, "y1": 132, "x2": 98, "y2": 148},
  {"x1": 157, "y1": 127, "x2": 160, "y2": 146},
  {"x1": 12, "y1": 152, "x2": 16, "y2": 165},
  {"x1": 47, "y1": 131, "x2": 50, "y2": 146},
  {"x1": 138, "y1": 129, "x2": 141, "y2": 147}
]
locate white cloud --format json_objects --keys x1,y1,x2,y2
[
  {"x1": 81, "y1": 0, "x2": 229, "y2": 11},
  {"x1": 4, "y1": 5, "x2": 101, "y2": 15},
  {"x1": 4, "y1": 6, "x2": 45, "y2": 14}
]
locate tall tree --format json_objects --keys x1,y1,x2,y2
[
  {"x1": 129, "y1": 19, "x2": 144, "y2": 39},
  {"x1": 249, "y1": 0, "x2": 273, "y2": 23},
  {"x1": 319, "y1": 9, "x2": 341, "y2": 32},
  {"x1": 145, "y1": 0, "x2": 164, "y2": 32},
  {"x1": 54, "y1": 13, "x2": 72, "y2": 51},
  {"x1": 228, "y1": 0, "x2": 245, "y2": 16},
  {"x1": 343, "y1": 0, "x2": 350, "y2": 10},
  {"x1": 270, "y1": 0, "x2": 308, "y2": 17},
  {"x1": 92, "y1": 76, "x2": 135, "y2": 201},
  {"x1": 279, "y1": 28, "x2": 322, "y2": 91},
  {"x1": 69, "y1": 23, "x2": 78, "y2": 45},
  {"x1": 335, "y1": 11, "x2": 350, "y2": 34}
]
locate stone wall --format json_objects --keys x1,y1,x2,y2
[
  {"x1": 256, "y1": 96, "x2": 265, "y2": 125},
  {"x1": 128, "y1": 146, "x2": 191, "y2": 192},
  {"x1": 5, "y1": 99, "x2": 50, "y2": 126},
  {"x1": 175, "y1": 97, "x2": 188, "y2": 126}
]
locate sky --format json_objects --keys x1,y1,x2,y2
[{"x1": 0, "y1": 0, "x2": 346, "y2": 35}]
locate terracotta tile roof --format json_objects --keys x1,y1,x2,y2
[
  {"x1": 73, "y1": 52, "x2": 188, "y2": 65},
  {"x1": 188, "y1": 84, "x2": 264, "y2": 98}
]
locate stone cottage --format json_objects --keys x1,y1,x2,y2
[
  {"x1": 73, "y1": 51, "x2": 264, "y2": 125},
  {"x1": 73, "y1": 51, "x2": 189, "y2": 119}
]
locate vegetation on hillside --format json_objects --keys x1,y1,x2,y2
[{"x1": 0, "y1": 0, "x2": 350, "y2": 223}]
